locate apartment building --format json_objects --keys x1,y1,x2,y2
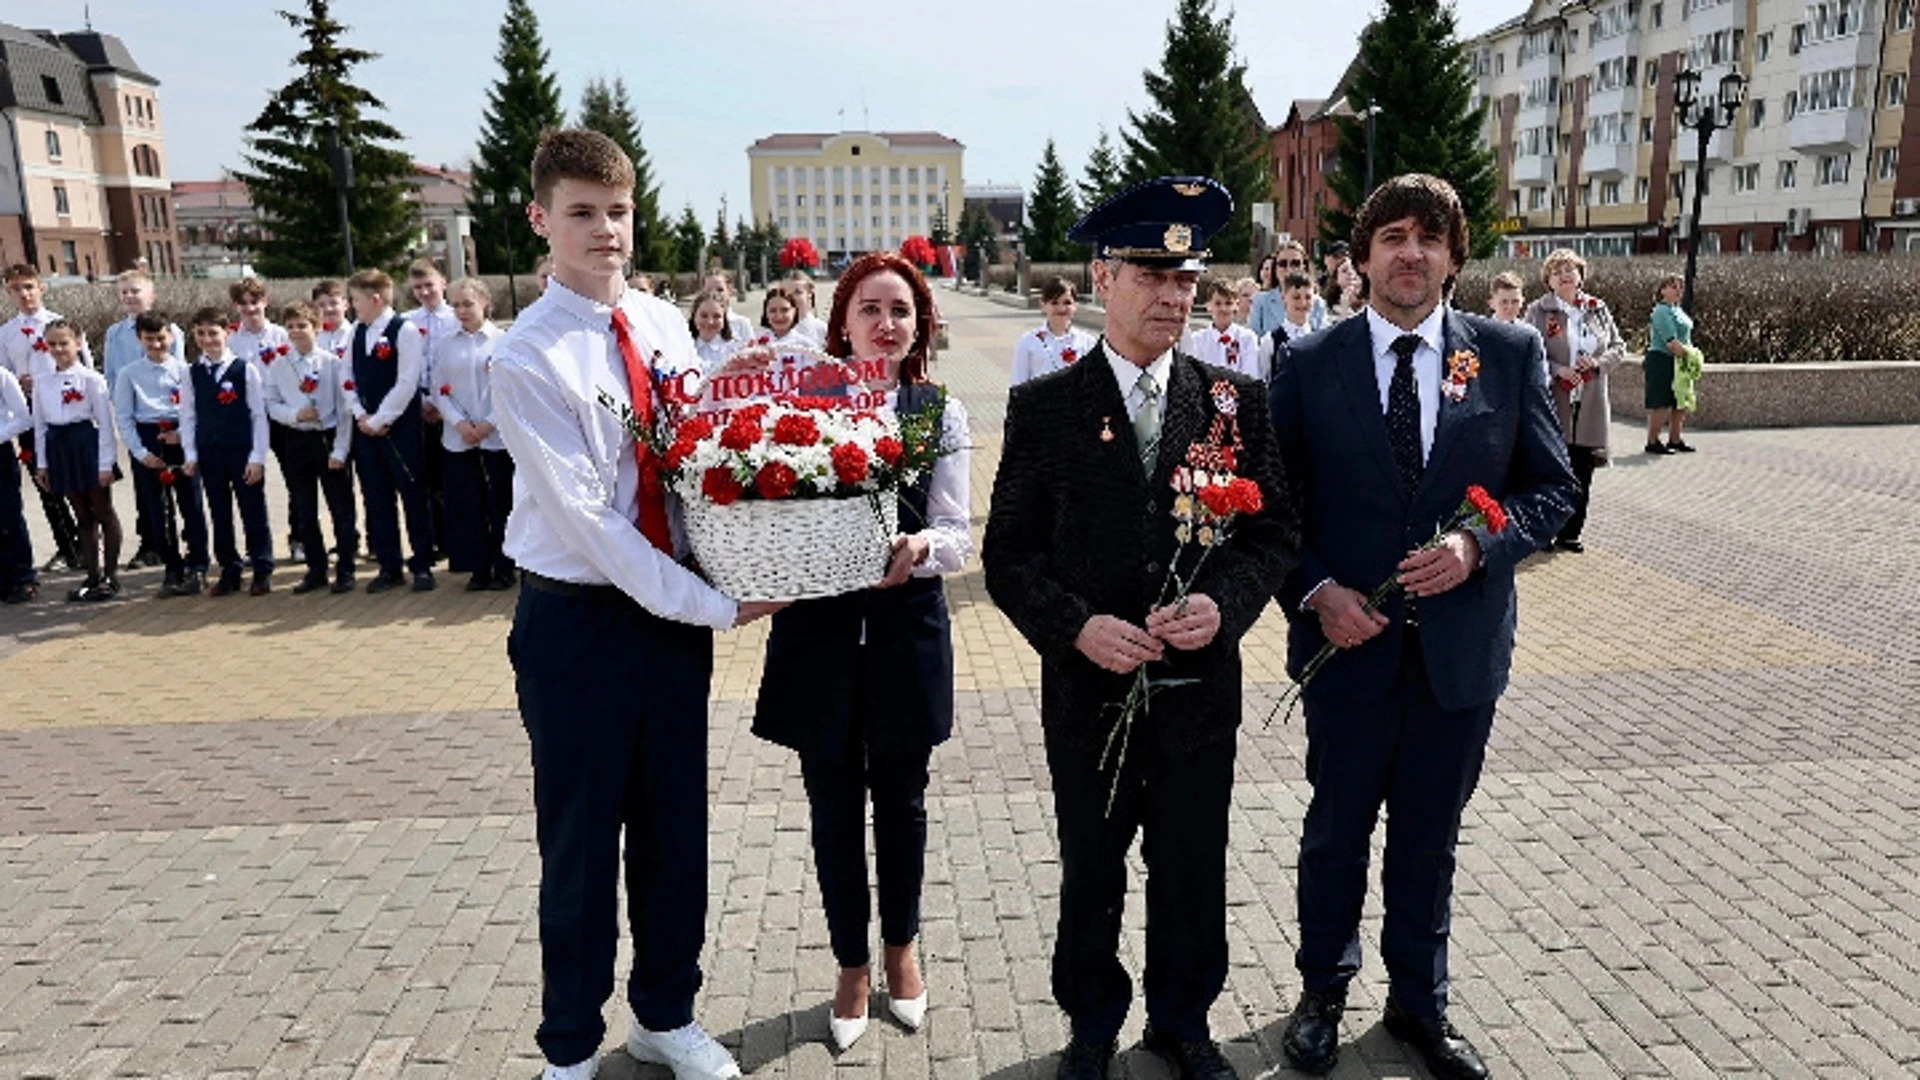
[
  {"x1": 0, "y1": 22, "x2": 174, "y2": 279},
  {"x1": 1468, "y1": 0, "x2": 1920, "y2": 256},
  {"x1": 747, "y1": 131, "x2": 964, "y2": 263}
]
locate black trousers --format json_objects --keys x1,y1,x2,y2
[
  {"x1": 0, "y1": 441, "x2": 35, "y2": 588},
  {"x1": 1046, "y1": 726, "x2": 1235, "y2": 1044},
  {"x1": 130, "y1": 424, "x2": 208, "y2": 574},
  {"x1": 353, "y1": 422, "x2": 433, "y2": 575},
  {"x1": 127, "y1": 445, "x2": 158, "y2": 557},
  {"x1": 279, "y1": 425, "x2": 359, "y2": 578},
  {"x1": 423, "y1": 416, "x2": 447, "y2": 556},
  {"x1": 1560, "y1": 444, "x2": 1598, "y2": 543},
  {"x1": 18, "y1": 430, "x2": 79, "y2": 564},
  {"x1": 1295, "y1": 628, "x2": 1496, "y2": 1019},
  {"x1": 799, "y1": 738, "x2": 932, "y2": 970},
  {"x1": 510, "y1": 579, "x2": 715, "y2": 1067},
  {"x1": 197, "y1": 442, "x2": 272, "y2": 575},
  {"x1": 441, "y1": 447, "x2": 514, "y2": 577}
]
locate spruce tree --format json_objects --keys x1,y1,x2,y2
[
  {"x1": 577, "y1": 76, "x2": 672, "y2": 270},
  {"x1": 234, "y1": 0, "x2": 416, "y2": 276},
  {"x1": 1120, "y1": 0, "x2": 1271, "y2": 260},
  {"x1": 959, "y1": 203, "x2": 999, "y2": 280},
  {"x1": 1322, "y1": 1, "x2": 1500, "y2": 257},
  {"x1": 468, "y1": 0, "x2": 564, "y2": 274},
  {"x1": 1023, "y1": 138, "x2": 1080, "y2": 261},
  {"x1": 1079, "y1": 125, "x2": 1124, "y2": 210},
  {"x1": 672, "y1": 204, "x2": 705, "y2": 274}
]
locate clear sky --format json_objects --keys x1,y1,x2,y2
[{"x1": 31, "y1": 0, "x2": 1516, "y2": 230}]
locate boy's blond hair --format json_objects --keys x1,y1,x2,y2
[
  {"x1": 531, "y1": 128, "x2": 635, "y2": 207},
  {"x1": 228, "y1": 276, "x2": 267, "y2": 304},
  {"x1": 116, "y1": 268, "x2": 154, "y2": 286},
  {"x1": 1490, "y1": 271, "x2": 1525, "y2": 293},
  {"x1": 448, "y1": 276, "x2": 492, "y2": 308},
  {"x1": 280, "y1": 300, "x2": 320, "y2": 327},
  {"x1": 347, "y1": 268, "x2": 394, "y2": 298}
]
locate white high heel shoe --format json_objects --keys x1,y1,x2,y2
[
  {"x1": 829, "y1": 1010, "x2": 869, "y2": 1051},
  {"x1": 887, "y1": 989, "x2": 927, "y2": 1031}
]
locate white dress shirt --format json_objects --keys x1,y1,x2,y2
[
  {"x1": 1012, "y1": 323, "x2": 1099, "y2": 386},
  {"x1": 0, "y1": 368, "x2": 28, "y2": 444},
  {"x1": 405, "y1": 302, "x2": 462, "y2": 389},
  {"x1": 3, "y1": 308, "x2": 92, "y2": 382},
  {"x1": 344, "y1": 309, "x2": 427, "y2": 431},
  {"x1": 228, "y1": 320, "x2": 291, "y2": 378},
  {"x1": 31, "y1": 364, "x2": 117, "y2": 473},
  {"x1": 102, "y1": 314, "x2": 183, "y2": 390},
  {"x1": 726, "y1": 311, "x2": 754, "y2": 344},
  {"x1": 693, "y1": 333, "x2": 739, "y2": 373},
  {"x1": 1364, "y1": 304, "x2": 1444, "y2": 462},
  {"x1": 316, "y1": 319, "x2": 352, "y2": 361},
  {"x1": 430, "y1": 323, "x2": 506, "y2": 453},
  {"x1": 490, "y1": 278, "x2": 737, "y2": 630},
  {"x1": 1183, "y1": 322, "x2": 1266, "y2": 380},
  {"x1": 902, "y1": 391, "x2": 974, "y2": 578},
  {"x1": 793, "y1": 313, "x2": 829, "y2": 347},
  {"x1": 178, "y1": 352, "x2": 270, "y2": 467},
  {"x1": 263, "y1": 348, "x2": 354, "y2": 463},
  {"x1": 1104, "y1": 340, "x2": 1174, "y2": 425}
]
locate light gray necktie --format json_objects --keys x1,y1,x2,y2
[{"x1": 1133, "y1": 369, "x2": 1161, "y2": 466}]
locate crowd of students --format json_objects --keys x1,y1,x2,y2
[{"x1": 0, "y1": 260, "x2": 517, "y2": 603}]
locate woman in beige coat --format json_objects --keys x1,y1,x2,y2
[{"x1": 1522, "y1": 249, "x2": 1625, "y2": 553}]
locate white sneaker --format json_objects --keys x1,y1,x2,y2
[
  {"x1": 626, "y1": 1020, "x2": 742, "y2": 1079},
  {"x1": 540, "y1": 1059, "x2": 595, "y2": 1080}
]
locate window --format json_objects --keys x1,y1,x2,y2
[
  {"x1": 1806, "y1": 0, "x2": 1861, "y2": 44},
  {"x1": 907, "y1": 167, "x2": 919, "y2": 183},
  {"x1": 777, "y1": 195, "x2": 788, "y2": 208},
  {"x1": 1651, "y1": 2, "x2": 1663, "y2": 27},
  {"x1": 852, "y1": 194, "x2": 863, "y2": 205},
  {"x1": 1528, "y1": 187, "x2": 1547, "y2": 210},
  {"x1": 1877, "y1": 145, "x2": 1900, "y2": 180},
  {"x1": 870, "y1": 215, "x2": 881, "y2": 228},
  {"x1": 1521, "y1": 76, "x2": 1560, "y2": 109},
  {"x1": 850, "y1": 145, "x2": 861, "y2": 156},
  {"x1": 1646, "y1": 61, "x2": 1659, "y2": 87},
  {"x1": 1778, "y1": 160, "x2": 1798, "y2": 188},
  {"x1": 1751, "y1": 99, "x2": 1767, "y2": 127},
  {"x1": 1901, "y1": 0, "x2": 1916, "y2": 30},
  {"x1": 1685, "y1": 28, "x2": 1742, "y2": 69},
  {"x1": 813, "y1": 167, "x2": 824, "y2": 183},
  {"x1": 779, "y1": 216, "x2": 790, "y2": 229},
  {"x1": 1592, "y1": 3, "x2": 1639, "y2": 41},
  {"x1": 1636, "y1": 177, "x2": 1651, "y2": 201},
  {"x1": 53, "y1": 185, "x2": 70, "y2": 215},
  {"x1": 794, "y1": 194, "x2": 806, "y2": 207},
  {"x1": 1670, "y1": 173, "x2": 1686, "y2": 199},
  {"x1": 1601, "y1": 179, "x2": 1622, "y2": 204},
  {"x1": 1595, "y1": 57, "x2": 1631, "y2": 93},
  {"x1": 1642, "y1": 117, "x2": 1656, "y2": 142},
  {"x1": 889, "y1": 194, "x2": 901, "y2": 206},
  {"x1": 1510, "y1": 191, "x2": 1523, "y2": 215},
  {"x1": 1756, "y1": 31, "x2": 1772, "y2": 61},
  {"x1": 1517, "y1": 124, "x2": 1559, "y2": 156},
  {"x1": 1790, "y1": 24, "x2": 1807, "y2": 53},
  {"x1": 833, "y1": 194, "x2": 844, "y2": 206},
  {"x1": 1586, "y1": 111, "x2": 1635, "y2": 146},
  {"x1": 41, "y1": 75, "x2": 63, "y2": 105},
  {"x1": 1496, "y1": 52, "x2": 1505, "y2": 74},
  {"x1": 1732, "y1": 163, "x2": 1760, "y2": 192},
  {"x1": 889, "y1": 216, "x2": 900, "y2": 228},
  {"x1": 61, "y1": 241, "x2": 78, "y2": 276},
  {"x1": 815, "y1": 215, "x2": 826, "y2": 228},
  {"x1": 1799, "y1": 69, "x2": 1856, "y2": 113},
  {"x1": 1739, "y1": 229, "x2": 1753, "y2": 253},
  {"x1": 1816, "y1": 152, "x2": 1851, "y2": 185},
  {"x1": 1887, "y1": 74, "x2": 1908, "y2": 108},
  {"x1": 1785, "y1": 90, "x2": 1800, "y2": 119}
]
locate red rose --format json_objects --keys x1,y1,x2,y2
[
  {"x1": 754, "y1": 460, "x2": 798, "y2": 499},
  {"x1": 830, "y1": 442, "x2": 869, "y2": 486},
  {"x1": 701, "y1": 466, "x2": 743, "y2": 505},
  {"x1": 18, "y1": 327, "x2": 31, "y2": 335},
  {"x1": 342, "y1": 379, "x2": 355, "y2": 391},
  {"x1": 1061, "y1": 347, "x2": 1078, "y2": 364},
  {"x1": 772, "y1": 413, "x2": 820, "y2": 447},
  {"x1": 719, "y1": 416, "x2": 760, "y2": 451},
  {"x1": 373, "y1": 342, "x2": 393, "y2": 360},
  {"x1": 61, "y1": 387, "x2": 83, "y2": 404},
  {"x1": 260, "y1": 347, "x2": 276, "y2": 363},
  {"x1": 1228, "y1": 477, "x2": 1263, "y2": 515},
  {"x1": 874, "y1": 436, "x2": 904, "y2": 466}
]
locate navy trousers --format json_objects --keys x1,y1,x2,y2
[
  {"x1": 18, "y1": 430, "x2": 79, "y2": 564},
  {"x1": 441, "y1": 447, "x2": 514, "y2": 578},
  {"x1": 510, "y1": 579, "x2": 715, "y2": 1067},
  {"x1": 353, "y1": 421, "x2": 433, "y2": 575},
  {"x1": 0, "y1": 441, "x2": 35, "y2": 588},
  {"x1": 197, "y1": 442, "x2": 272, "y2": 575},
  {"x1": 1295, "y1": 626, "x2": 1496, "y2": 1019},
  {"x1": 1046, "y1": 727, "x2": 1235, "y2": 1044},
  {"x1": 131, "y1": 423, "x2": 208, "y2": 575},
  {"x1": 798, "y1": 738, "x2": 932, "y2": 970},
  {"x1": 279, "y1": 426, "x2": 359, "y2": 578}
]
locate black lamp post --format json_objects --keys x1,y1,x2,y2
[
  {"x1": 1673, "y1": 66, "x2": 1747, "y2": 314},
  {"x1": 327, "y1": 128, "x2": 355, "y2": 273},
  {"x1": 1360, "y1": 103, "x2": 1383, "y2": 196},
  {"x1": 480, "y1": 188, "x2": 524, "y2": 317}
]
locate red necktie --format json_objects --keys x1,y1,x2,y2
[{"x1": 610, "y1": 308, "x2": 673, "y2": 553}]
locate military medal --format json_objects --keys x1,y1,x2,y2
[{"x1": 1100, "y1": 416, "x2": 1114, "y2": 442}]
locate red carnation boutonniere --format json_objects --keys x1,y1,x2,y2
[
  {"x1": 342, "y1": 378, "x2": 356, "y2": 392},
  {"x1": 31, "y1": 339, "x2": 47, "y2": 352},
  {"x1": 61, "y1": 387, "x2": 84, "y2": 405},
  {"x1": 372, "y1": 341, "x2": 394, "y2": 361},
  {"x1": 18, "y1": 326, "x2": 31, "y2": 336},
  {"x1": 276, "y1": 343, "x2": 291, "y2": 356},
  {"x1": 1218, "y1": 332, "x2": 1232, "y2": 346},
  {"x1": 157, "y1": 419, "x2": 176, "y2": 432},
  {"x1": 1060, "y1": 346, "x2": 1078, "y2": 365},
  {"x1": 437, "y1": 383, "x2": 452, "y2": 397},
  {"x1": 417, "y1": 325, "x2": 429, "y2": 336},
  {"x1": 299, "y1": 375, "x2": 320, "y2": 394},
  {"x1": 259, "y1": 347, "x2": 276, "y2": 364},
  {"x1": 1545, "y1": 315, "x2": 1563, "y2": 339},
  {"x1": 1442, "y1": 349, "x2": 1479, "y2": 403},
  {"x1": 227, "y1": 322, "x2": 240, "y2": 332},
  {"x1": 216, "y1": 382, "x2": 238, "y2": 406},
  {"x1": 322, "y1": 320, "x2": 338, "y2": 332},
  {"x1": 167, "y1": 388, "x2": 180, "y2": 405}
]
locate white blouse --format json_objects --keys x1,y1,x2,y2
[
  {"x1": 1011, "y1": 324, "x2": 1098, "y2": 386},
  {"x1": 430, "y1": 323, "x2": 506, "y2": 453},
  {"x1": 31, "y1": 364, "x2": 117, "y2": 472}
]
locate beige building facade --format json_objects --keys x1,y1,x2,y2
[
  {"x1": 747, "y1": 131, "x2": 964, "y2": 263},
  {"x1": 1467, "y1": 0, "x2": 1920, "y2": 256}
]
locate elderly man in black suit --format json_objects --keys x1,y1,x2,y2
[
  {"x1": 984, "y1": 177, "x2": 1300, "y2": 1080},
  {"x1": 1267, "y1": 175, "x2": 1577, "y2": 1080}
]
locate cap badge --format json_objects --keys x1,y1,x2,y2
[
  {"x1": 1172, "y1": 182, "x2": 1207, "y2": 196},
  {"x1": 1164, "y1": 223, "x2": 1193, "y2": 253}
]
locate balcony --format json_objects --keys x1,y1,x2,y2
[
  {"x1": 1676, "y1": 126, "x2": 1733, "y2": 165},
  {"x1": 1582, "y1": 141, "x2": 1638, "y2": 178},
  {"x1": 1510, "y1": 152, "x2": 1556, "y2": 186},
  {"x1": 1798, "y1": 29, "x2": 1879, "y2": 73},
  {"x1": 1791, "y1": 105, "x2": 1869, "y2": 152}
]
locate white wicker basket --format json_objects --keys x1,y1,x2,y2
[{"x1": 683, "y1": 494, "x2": 898, "y2": 602}]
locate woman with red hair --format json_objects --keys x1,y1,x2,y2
[{"x1": 750, "y1": 252, "x2": 973, "y2": 1051}]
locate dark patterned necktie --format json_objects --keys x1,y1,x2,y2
[{"x1": 1388, "y1": 334, "x2": 1424, "y2": 496}]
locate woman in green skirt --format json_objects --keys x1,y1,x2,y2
[{"x1": 1644, "y1": 273, "x2": 1696, "y2": 454}]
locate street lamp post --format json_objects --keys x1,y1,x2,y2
[
  {"x1": 327, "y1": 128, "x2": 355, "y2": 274},
  {"x1": 1361, "y1": 103, "x2": 1383, "y2": 196},
  {"x1": 481, "y1": 188, "x2": 523, "y2": 317},
  {"x1": 1672, "y1": 67, "x2": 1747, "y2": 315}
]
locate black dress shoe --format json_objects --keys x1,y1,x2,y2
[
  {"x1": 1644, "y1": 440, "x2": 1673, "y2": 455},
  {"x1": 1667, "y1": 439, "x2": 1696, "y2": 453},
  {"x1": 1281, "y1": 989, "x2": 1345, "y2": 1075},
  {"x1": 1553, "y1": 538, "x2": 1585, "y2": 553},
  {"x1": 1382, "y1": 999, "x2": 1489, "y2": 1080},
  {"x1": 249, "y1": 570, "x2": 272, "y2": 596},
  {"x1": 1140, "y1": 1025, "x2": 1236, "y2": 1079},
  {"x1": 365, "y1": 570, "x2": 406, "y2": 594},
  {"x1": 292, "y1": 572, "x2": 330, "y2": 595},
  {"x1": 411, "y1": 570, "x2": 437, "y2": 592},
  {"x1": 1055, "y1": 1036, "x2": 1115, "y2": 1080},
  {"x1": 207, "y1": 572, "x2": 243, "y2": 597},
  {"x1": 2, "y1": 583, "x2": 37, "y2": 604},
  {"x1": 465, "y1": 573, "x2": 493, "y2": 592}
]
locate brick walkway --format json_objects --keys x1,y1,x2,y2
[{"x1": 1, "y1": 287, "x2": 1916, "y2": 1079}]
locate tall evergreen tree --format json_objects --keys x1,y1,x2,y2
[
  {"x1": 959, "y1": 203, "x2": 999, "y2": 280},
  {"x1": 672, "y1": 204, "x2": 705, "y2": 274},
  {"x1": 577, "y1": 76, "x2": 672, "y2": 270},
  {"x1": 468, "y1": 0, "x2": 564, "y2": 275},
  {"x1": 1119, "y1": 0, "x2": 1270, "y2": 259},
  {"x1": 234, "y1": 0, "x2": 415, "y2": 276},
  {"x1": 929, "y1": 200, "x2": 952, "y2": 246},
  {"x1": 1023, "y1": 139, "x2": 1081, "y2": 261},
  {"x1": 1322, "y1": 2, "x2": 1500, "y2": 257},
  {"x1": 1079, "y1": 125, "x2": 1124, "y2": 210},
  {"x1": 712, "y1": 200, "x2": 731, "y2": 256}
]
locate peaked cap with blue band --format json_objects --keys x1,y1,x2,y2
[{"x1": 1067, "y1": 175, "x2": 1234, "y2": 271}]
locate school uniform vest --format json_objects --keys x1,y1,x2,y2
[
  {"x1": 191, "y1": 360, "x2": 253, "y2": 450},
  {"x1": 350, "y1": 318, "x2": 417, "y2": 430},
  {"x1": 752, "y1": 382, "x2": 955, "y2": 762}
]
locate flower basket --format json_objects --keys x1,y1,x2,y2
[{"x1": 683, "y1": 492, "x2": 896, "y2": 602}]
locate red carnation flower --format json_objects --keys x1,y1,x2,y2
[
  {"x1": 1465, "y1": 484, "x2": 1508, "y2": 534},
  {"x1": 259, "y1": 347, "x2": 275, "y2": 363},
  {"x1": 1228, "y1": 477, "x2": 1263, "y2": 515},
  {"x1": 300, "y1": 376, "x2": 320, "y2": 394},
  {"x1": 874, "y1": 436, "x2": 904, "y2": 467},
  {"x1": 1219, "y1": 333, "x2": 1232, "y2": 346},
  {"x1": 18, "y1": 326, "x2": 31, "y2": 335},
  {"x1": 701, "y1": 465, "x2": 744, "y2": 505},
  {"x1": 1197, "y1": 484, "x2": 1238, "y2": 518},
  {"x1": 719, "y1": 416, "x2": 760, "y2": 452},
  {"x1": 772, "y1": 413, "x2": 820, "y2": 447},
  {"x1": 418, "y1": 325, "x2": 428, "y2": 335},
  {"x1": 217, "y1": 390, "x2": 238, "y2": 405},
  {"x1": 167, "y1": 389, "x2": 180, "y2": 404},
  {"x1": 158, "y1": 469, "x2": 176, "y2": 485},
  {"x1": 830, "y1": 442, "x2": 869, "y2": 486},
  {"x1": 753, "y1": 460, "x2": 798, "y2": 499},
  {"x1": 438, "y1": 383, "x2": 452, "y2": 397},
  {"x1": 227, "y1": 322, "x2": 240, "y2": 332},
  {"x1": 1061, "y1": 347, "x2": 1078, "y2": 364},
  {"x1": 342, "y1": 379, "x2": 355, "y2": 391},
  {"x1": 323, "y1": 321, "x2": 338, "y2": 332},
  {"x1": 676, "y1": 413, "x2": 718, "y2": 443},
  {"x1": 276, "y1": 343, "x2": 291, "y2": 355},
  {"x1": 31, "y1": 340, "x2": 47, "y2": 352},
  {"x1": 736, "y1": 403, "x2": 771, "y2": 427},
  {"x1": 16, "y1": 448, "x2": 30, "y2": 464},
  {"x1": 665, "y1": 434, "x2": 699, "y2": 471},
  {"x1": 373, "y1": 342, "x2": 394, "y2": 360}
]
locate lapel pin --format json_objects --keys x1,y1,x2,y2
[{"x1": 1100, "y1": 416, "x2": 1115, "y2": 442}]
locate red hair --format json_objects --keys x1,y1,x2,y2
[{"x1": 823, "y1": 252, "x2": 936, "y2": 384}]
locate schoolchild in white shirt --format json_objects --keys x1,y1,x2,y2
[
  {"x1": 1262, "y1": 272, "x2": 1322, "y2": 371},
  {"x1": 785, "y1": 270, "x2": 829, "y2": 346},
  {"x1": 343, "y1": 268, "x2": 437, "y2": 592},
  {"x1": 179, "y1": 308, "x2": 274, "y2": 597},
  {"x1": 688, "y1": 292, "x2": 739, "y2": 373},
  {"x1": 430, "y1": 278, "x2": 515, "y2": 591},
  {"x1": 267, "y1": 301, "x2": 359, "y2": 594},
  {"x1": 32, "y1": 321, "x2": 121, "y2": 601},
  {"x1": 3, "y1": 263, "x2": 85, "y2": 572},
  {"x1": 488, "y1": 128, "x2": 780, "y2": 1080},
  {"x1": 406, "y1": 259, "x2": 460, "y2": 567},
  {"x1": 227, "y1": 276, "x2": 298, "y2": 560},
  {"x1": 1184, "y1": 277, "x2": 1266, "y2": 380},
  {"x1": 103, "y1": 270, "x2": 184, "y2": 571},
  {"x1": 114, "y1": 312, "x2": 209, "y2": 596},
  {"x1": 0, "y1": 362, "x2": 32, "y2": 602},
  {"x1": 312, "y1": 279, "x2": 353, "y2": 360},
  {"x1": 1010, "y1": 276, "x2": 1097, "y2": 386},
  {"x1": 701, "y1": 268, "x2": 755, "y2": 343}
]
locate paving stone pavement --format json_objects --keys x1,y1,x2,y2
[{"x1": 2, "y1": 284, "x2": 1917, "y2": 1079}]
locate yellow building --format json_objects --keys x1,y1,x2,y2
[{"x1": 747, "y1": 131, "x2": 964, "y2": 262}]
